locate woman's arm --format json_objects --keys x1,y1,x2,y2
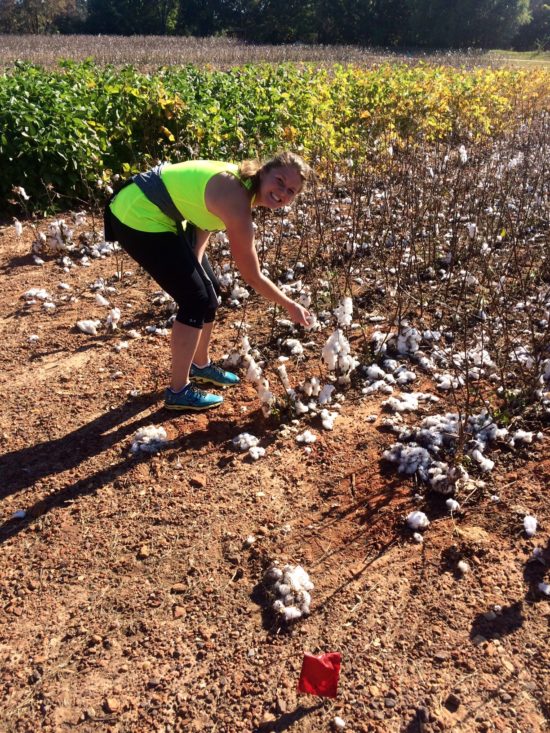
[
  {"x1": 206, "y1": 174, "x2": 311, "y2": 326},
  {"x1": 225, "y1": 216, "x2": 310, "y2": 326}
]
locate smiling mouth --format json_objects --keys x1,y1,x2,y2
[{"x1": 270, "y1": 192, "x2": 282, "y2": 205}]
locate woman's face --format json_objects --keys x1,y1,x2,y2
[{"x1": 257, "y1": 165, "x2": 302, "y2": 209}]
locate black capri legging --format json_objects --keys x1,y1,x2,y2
[{"x1": 106, "y1": 209, "x2": 221, "y2": 329}]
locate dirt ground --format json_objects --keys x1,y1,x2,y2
[{"x1": 0, "y1": 214, "x2": 548, "y2": 733}]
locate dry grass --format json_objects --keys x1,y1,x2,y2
[{"x1": 0, "y1": 33, "x2": 505, "y2": 70}]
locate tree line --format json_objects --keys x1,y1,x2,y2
[{"x1": 0, "y1": 1, "x2": 548, "y2": 50}]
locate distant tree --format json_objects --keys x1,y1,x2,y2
[
  {"x1": 0, "y1": 0, "x2": 82, "y2": 33},
  {"x1": 85, "y1": 0, "x2": 177, "y2": 35},
  {"x1": 407, "y1": 0, "x2": 531, "y2": 48},
  {"x1": 513, "y1": 0, "x2": 550, "y2": 48}
]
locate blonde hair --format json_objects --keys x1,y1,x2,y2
[{"x1": 239, "y1": 151, "x2": 312, "y2": 194}]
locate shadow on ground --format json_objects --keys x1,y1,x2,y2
[
  {"x1": 0, "y1": 390, "x2": 251, "y2": 544},
  {"x1": 253, "y1": 703, "x2": 324, "y2": 732}
]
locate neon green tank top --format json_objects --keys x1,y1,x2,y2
[{"x1": 110, "y1": 160, "x2": 251, "y2": 234}]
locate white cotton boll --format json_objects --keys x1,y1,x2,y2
[
  {"x1": 24, "y1": 287, "x2": 51, "y2": 301},
  {"x1": 363, "y1": 380, "x2": 393, "y2": 396},
  {"x1": 145, "y1": 326, "x2": 169, "y2": 336},
  {"x1": 304, "y1": 312, "x2": 319, "y2": 331},
  {"x1": 407, "y1": 511, "x2": 430, "y2": 530},
  {"x1": 76, "y1": 319, "x2": 101, "y2": 336},
  {"x1": 320, "y1": 409, "x2": 337, "y2": 430},
  {"x1": 413, "y1": 532, "x2": 424, "y2": 543},
  {"x1": 296, "y1": 430, "x2": 317, "y2": 444},
  {"x1": 28, "y1": 334, "x2": 39, "y2": 342},
  {"x1": 294, "y1": 400, "x2": 309, "y2": 415},
  {"x1": 491, "y1": 494, "x2": 500, "y2": 503},
  {"x1": 366, "y1": 364, "x2": 387, "y2": 381},
  {"x1": 446, "y1": 498, "x2": 460, "y2": 512},
  {"x1": 114, "y1": 341, "x2": 129, "y2": 352},
  {"x1": 265, "y1": 566, "x2": 283, "y2": 582},
  {"x1": 396, "y1": 369, "x2": 416, "y2": 385},
  {"x1": 232, "y1": 433, "x2": 259, "y2": 451},
  {"x1": 321, "y1": 330, "x2": 341, "y2": 371},
  {"x1": 272, "y1": 599, "x2": 285, "y2": 613},
  {"x1": 285, "y1": 338, "x2": 304, "y2": 356},
  {"x1": 95, "y1": 293, "x2": 110, "y2": 307},
  {"x1": 523, "y1": 515, "x2": 537, "y2": 537},
  {"x1": 249, "y1": 446, "x2": 266, "y2": 461},
  {"x1": 43, "y1": 302, "x2": 56, "y2": 313},
  {"x1": 231, "y1": 284, "x2": 249, "y2": 300},
  {"x1": 298, "y1": 291, "x2": 311, "y2": 308},
  {"x1": 457, "y1": 560, "x2": 470, "y2": 574},
  {"x1": 130, "y1": 425, "x2": 168, "y2": 453},
  {"x1": 256, "y1": 378, "x2": 274, "y2": 406},
  {"x1": 14, "y1": 186, "x2": 30, "y2": 200},
  {"x1": 296, "y1": 589, "x2": 311, "y2": 610},
  {"x1": 106, "y1": 307, "x2": 121, "y2": 330},
  {"x1": 126, "y1": 329, "x2": 141, "y2": 339},
  {"x1": 14, "y1": 219, "x2": 23, "y2": 236},
  {"x1": 286, "y1": 565, "x2": 314, "y2": 592},
  {"x1": 334, "y1": 296, "x2": 353, "y2": 327},
  {"x1": 470, "y1": 449, "x2": 494, "y2": 472},
  {"x1": 302, "y1": 380, "x2": 313, "y2": 397},
  {"x1": 282, "y1": 606, "x2": 302, "y2": 621},
  {"x1": 310, "y1": 376, "x2": 321, "y2": 396},
  {"x1": 318, "y1": 384, "x2": 335, "y2": 405},
  {"x1": 275, "y1": 583, "x2": 291, "y2": 596},
  {"x1": 538, "y1": 583, "x2": 550, "y2": 596},
  {"x1": 275, "y1": 363, "x2": 292, "y2": 392},
  {"x1": 458, "y1": 145, "x2": 468, "y2": 164},
  {"x1": 510, "y1": 429, "x2": 534, "y2": 447},
  {"x1": 246, "y1": 358, "x2": 263, "y2": 383},
  {"x1": 333, "y1": 716, "x2": 346, "y2": 730},
  {"x1": 467, "y1": 223, "x2": 477, "y2": 239}
]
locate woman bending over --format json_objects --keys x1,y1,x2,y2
[{"x1": 105, "y1": 152, "x2": 312, "y2": 411}]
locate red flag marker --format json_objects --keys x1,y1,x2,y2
[{"x1": 298, "y1": 652, "x2": 341, "y2": 698}]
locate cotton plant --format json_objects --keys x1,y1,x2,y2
[
  {"x1": 334, "y1": 296, "x2": 353, "y2": 327},
  {"x1": 383, "y1": 409, "x2": 513, "y2": 494},
  {"x1": 242, "y1": 353, "x2": 275, "y2": 417},
  {"x1": 32, "y1": 219, "x2": 74, "y2": 256},
  {"x1": 321, "y1": 329, "x2": 359, "y2": 384},
  {"x1": 263, "y1": 563, "x2": 314, "y2": 623}
]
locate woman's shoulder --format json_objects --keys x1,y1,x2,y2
[{"x1": 206, "y1": 169, "x2": 252, "y2": 223}]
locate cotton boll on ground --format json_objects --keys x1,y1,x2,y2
[
  {"x1": 296, "y1": 430, "x2": 317, "y2": 444},
  {"x1": 248, "y1": 446, "x2": 265, "y2": 461},
  {"x1": 130, "y1": 426, "x2": 168, "y2": 454},
  {"x1": 76, "y1": 319, "x2": 101, "y2": 336},
  {"x1": 407, "y1": 511, "x2": 430, "y2": 530},
  {"x1": 106, "y1": 307, "x2": 121, "y2": 330},
  {"x1": 232, "y1": 433, "x2": 259, "y2": 451},
  {"x1": 523, "y1": 515, "x2": 537, "y2": 537},
  {"x1": 263, "y1": 562, "x2": 314, "y2": 623}
]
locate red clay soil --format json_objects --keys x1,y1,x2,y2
[{"x1": 0, "y1": 216, "x2": 548, "y2": 733}]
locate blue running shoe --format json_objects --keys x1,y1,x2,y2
[
  {"x1": 190, "y1": 361, "x2": 240, "y2": 388},
  {"x1": 164, "y1": 383, "x2": 223, "y2": 411}
]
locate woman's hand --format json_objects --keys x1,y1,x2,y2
[{"x1": 285, "y1": 300, "x2": 312, "y2": 328}]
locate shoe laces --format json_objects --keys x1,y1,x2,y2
[
  {"x1": 209, "y1": 362, "x2": 226, "y2": 377},
  {"x1": 188, "y1": 383, "x2": 208, "y2": 397}
]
